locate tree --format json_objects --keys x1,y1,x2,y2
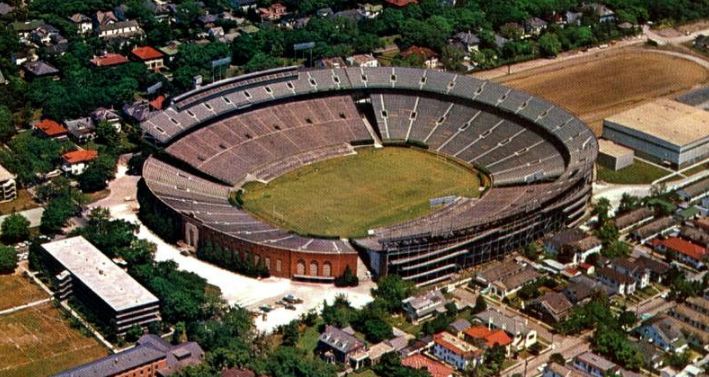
[
  {"x1": 472, "y1": 294, "x2": 487, "y2": 314},
  {"x1": 0, "y1": 106, "x2": 15, "y2": 143},
  {"x1": 593, "y1": 197, "x2": 611, "y2": 225},
  {"x1": 1, "y1": 213, "x2": 30, "y2": 244},
  {"x1": 125, "y1": 324, "x2": 143, "y2": 342},
  {"x1": 281, "y1": 320, "x2": 300, "y2": 346},
  {"x1": 96, "y1": 121, "x2": 121, "y2": 150},
  {"x1": 523, "y1": 243, "x2": 540, "y2": 260},
  {"x1": 373, "y1": 352, "x2": 431, "y2": 377},
  {"x1": 334, "y1": 265, "x2": 358, "y2": 287},
  {"x1": 78, "y1": 154, "x2": 116, "y2": 192},
  {"x1": 549, "y1": 352, "x2": 566, "y2": 366},
  {"x1": 618, "y1": 311, "x2": 637, "y2": 330},
  {"x1": 602, "y1": 240, "x2": 630, "y2": 258},
  {"x1": 539, "y1": 33, "x2": 562, "y2": 57},
  {"x1": 371, "y1": 275, "x2": 415, "y2": 313},
  {"x1": 618, "y1": 193, "x2": 640, "y2": 214},
  {"x1": 361, "y1": 317, "x2": 393, "y2": 343},
  {"x1": 0, "y1": 245, "x2": 18, "y2": 273},
  {"x1": 40, "y1": 195, "x2": 79, "y2": 234}
]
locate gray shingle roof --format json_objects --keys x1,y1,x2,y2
[{"x1": 319, "y1": 325, "x2": 364, "y2": 354}]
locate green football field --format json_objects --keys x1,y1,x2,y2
[{"x1": 241, "y1": 147, "x2": 482, "y2": 238}]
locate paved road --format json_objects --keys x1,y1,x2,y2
[{"x1": 502, "y1": 332, "x2": 591, "y2": 377}]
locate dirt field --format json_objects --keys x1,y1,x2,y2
[
  {"x1": 242, "y1": 147, "x2": 481, "y2": 237},
  {"x1": 495, "y1": 48, "x2": 708, "y2": 134},
  {"x1": 0, "y1": 303, "x2": 108, "y2": 377},
  {"x1": 0, "y1": 274, "x2": 48, "y2": 311}
]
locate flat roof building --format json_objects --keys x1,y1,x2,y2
[
  {"x1": 0, "y1": 163, "x2": 16, "y2": 202},
  {"x1": 603, "y1": 99, "x2": 709, "y2": 168},
  {"x1": 41, "y1": 236, "x2": 160, "y2": 335},
  {"x1": 597, "y1": 139, "x2": 634, "y2": 171}
]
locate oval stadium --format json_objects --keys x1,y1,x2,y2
[{"x1": 139, "y1": 66, "x2": 598, "y2": 287}]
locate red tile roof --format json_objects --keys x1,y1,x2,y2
[
  {"x1": 149, "y1": 95, "x2": 165, "y2": 111},
  {"x1": 131, "y1": 46, "x2": 164, "y2": 61},
  {"x1": 401, "y1": 45, "x2": 438, "y2": 59},
  {"x1": 402, "y1": 354, "x2": 453, "y2": 377},
  {"x1": 63, "y1": 149, "x2": 98, "y2": 164},
  {"x1": 385, "y1": 0, "x2": 418, "y2": 7},
  {"x1": 90, "y1": 53, "x2": 129, "y2": 67},
  {"x1": 652, "y1": 237, "x2": 707, "y2": 261},
  {"x1": 463, "y1": 325, "x2": 512, "y2": 348},
  {"x1": 35, "y1": 119, "x2": 68, "y2": 137}
]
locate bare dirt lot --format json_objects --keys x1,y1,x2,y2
[
  {"x1": 0, "y1": 274, "x2": 48, "y2": 311},
  {"x1": 0, "y1": 303, "x2": 108, "y2": 377},
  {"x1": 495, "y1": 48, "x2": 708, "y2": 134}
]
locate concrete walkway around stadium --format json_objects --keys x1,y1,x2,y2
[{"x1": 89, "y1": 162, "x2": 375, "y2": 333}]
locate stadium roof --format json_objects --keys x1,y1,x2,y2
[
  {"x1": 605, "y1": 99, "x2": 709, "y2": 147},
  {"x1": 42, "y1": 236, "x2": 159, "y2": 312}
]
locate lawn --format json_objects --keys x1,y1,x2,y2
[
  {"x1": 351, "y1": 369, "x2": 378, "y2": 377},
  {"x1": 0, "y1": 189, "x2": 39, "y2": 216},
  {"x1": 0, "y1": 303, "x2": 108, "y2": 377},
  {"x1": 0, "y1": 274, "x2": 48, "y2": 311},
  {"x1": 596, "y1": 159, "x2": 669, "y2": 184},
  {"x1": 682, "y1": 162, "x2": 709, "y2": 177},
  {"x1": 296, "y1": 322, "x2": 323, "y2": 358},
  {"x1": 242, "y1": 147, "x2": 481, "y2": 237}
]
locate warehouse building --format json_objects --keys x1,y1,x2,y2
[
  {"x1": 603, "y1": 99, "x2": 709, "y2": 168},
  {"x1": 597, "y1": 139, "x2": 634, "y2": 171},
  {"x1": 41, "y1": 236, "x2": 161, "y2": 336}
]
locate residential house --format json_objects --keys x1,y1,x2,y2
[
  {"x1": 489, "y1": 267, "x2": 540, "y2": 298},
  {"x1": 0, "y1": 163, "x2": 16, "y2": 202},
  {"x1": 384, "y1": 0, "x2": 418, "y2": 7},
  {"x1": 614, "y1": 207, "x2": 655, "y2": 233},
  {"x1": 572, "y1": 352, "x2": 640, "y2": 377},
  {"x1": 198, "y1": 14, "x2": 219, "y2": 28},
  {"x1": 638, "y1": 315, "x2": 688, "y2": 353},
  {"x1": 158, "y1": 41, "x2": 182, "y2": 64},
  {"x1": 494, "y1": 33, "x2": 509, "y2": 49},
  {"x1": 401, "y1": 46, "x2": 439, "y2": 68},
  {"x1": 62, "y1": 150, "x2": 98, "y2": 175},
  {"x1": 528, "y1": 291, "x2": 573, "y2": 323},
  {"x1": 432, "y1": 331, "x2": 483, "y2": 371},
  {"x1": 29, "y1": 24, "x2": 62, "y2": 46},
  {"x1": 0, "y1": 2, "x2": 15, "y2": 16},
  {"x1": 476, "y1": 259, "x2": 527, "y2": 286},
  {"x1": 316, "y1": 7, "x2": 334, "y2": 18},
  {"x1": 34, "y1": 119, "x2": 68, "y2": 139},
  {"x1": 677, "y1": 177, "x2": 709, "y2": 203},
  {"x1": 208, "y1": 26, "x2": 225, "y2": 41},
  {"x1": 98, "y1": 20, "x2": 143, "y2": 40},
  {"x1": 22, "y1": 60, "x2": 59, "y2": 79},
  {"x1": 231, "y1": 0, "x2": 257, "y2": 12},
  {"x1": 0, "y1": 68, "x2": 5, "y2": 85},
  {"x1": 474, "y1": 309, "x2": 537, "y2": 351},
  {"x1": 545, "y1": 228, "x2": 586, "y2": 256},
  {"x1": 123, "y1": 100, "x2": 154, "y2": 123},
  {"x1": 636, "y1": 341, "x2": 665, "y2": 370},
  {"x1": 451, "y1": 31, "x2": 480, "y2": 53},
  {"x1": 90, "y1": 53, "x2": 130, "y2": 68},
  {"x1": 221, "y1": 368, "x2": 257, "y2": 377},
  {"x1": 315, "y1": 57, "x2": 347, "y2": 69},
  {"x1": 565, "y1": 10, "x2": 583, "y2": 26},
  {"x1": 525, "y1": 17, "x2": 547, "y2": 36},
  {"x1": 11, "y1": 19, "x2": 44, "y2": 40},
  {"x1": 596, "y1": 266, "x2": 636, "y2": 296},
  {"x1": 561, "y1": 235, "x2": 602, "y2": 265},
  {"x1": 680, "y1": 226, "x2": 709, "y2": 248},
  {"x1": 563, "y1": 275, "x2": 608, "y2": 304},
  {"x1": 317, "y1": 325, "x2": 366, "y2": 368},
  {"x1": 54, "y1": 334, "x2": 204, "y2": 377},
  {"x1": 543, "y1": 362, "x2": 585, "y2": 377},
  {"x1": 611, "y1": 257, "x2": 651, "y2": 289},
  {"x1": 132, "y1": 46, "x2": 165, "y2": 71},
  {"x1": 91, "y1": 107, "x2": 122, "y2": 131},
  {"x1": 358, "y1": 3, "x2": 383, "y2": 19},
  {"x1": 402, "y1": 289, "x2": 447, "y2": 323},
  {"x1": 347, "y1": 54, "x2": 379, "y2": 67},
  {"x1": 65, "y1": 117, "x2": 97, "y2": 143},
  {"x1": 631, "y1": 216, "x2": 676, "y2": 244},
  {"x1": 94, "y1": 10, "x2": 118, "y2": 27},
  {"x1": 634, "y1": 255, "x2": 671, "y2": 283},
  {"x1": 587, "y1": 3, "x2": 617, "y2": 23},
  {"x1": 462, "y1": 325, "x2": 513, "y2": 356},
  {"x1": 651, "y1": 237, "x2": 707, "y2": 270},
  {"x1": 69, "y1": 13, "x2": 93, "y2": 34},
  {"x1": 447, "y1": 319, "x2": 471, "y2": 337},
  {"x1": 258, "y1": 3, "x2": 287, "y2": 22},
  {"x1": 402, "y1": 354, "x2": 454, "y2": 377}
]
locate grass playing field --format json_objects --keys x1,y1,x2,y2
[
  {"x1": 242, "y1": 147, "x2": 482, "y2": 238},
  {"x1": 0, "y1": 274, "x2": 48, "y2": 311},
  {"x1": 596, "y1": 159, "x2": 669, "y2": 184},
  {"x1": 0, "y1": 303, "x2": 108, "y2": 377}
]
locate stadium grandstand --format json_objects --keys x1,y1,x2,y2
[{"x1": 140, "y1": 66, "x2": 596, "y2": 286}]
